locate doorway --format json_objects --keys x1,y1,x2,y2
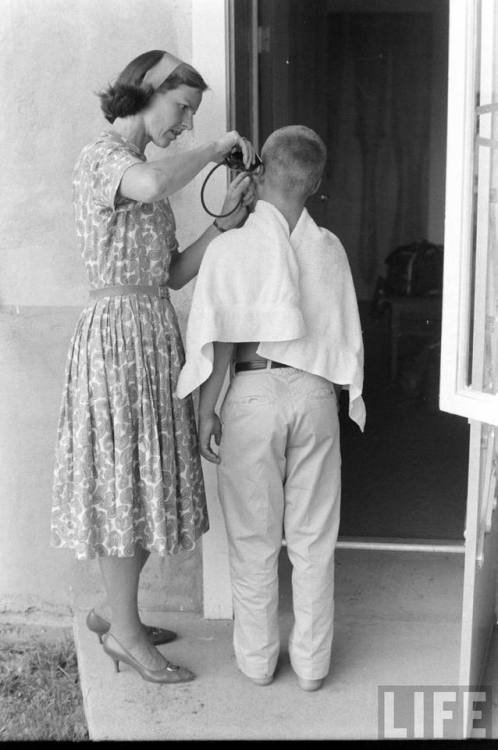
[
  {"x1": 216, "y1": 2, "x2": 498, "y2": 731},
  {"x1": 230, "y1": 0, "x2": 468, "y2": 544}
]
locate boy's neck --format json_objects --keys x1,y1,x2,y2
[{"x1": 259, "y1": 191, "x2": 305, "y2": 234}]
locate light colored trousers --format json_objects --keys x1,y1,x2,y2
[{"x1": 217, "y1": 366, "x2": 341, "y2": 681}]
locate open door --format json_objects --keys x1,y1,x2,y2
[{"x1": 440, "y1": 0, "x2": 498, "y2": 735}]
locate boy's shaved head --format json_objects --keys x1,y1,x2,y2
[{"x1": 261, "y1": 125, "x2": 327, "y2": 198}]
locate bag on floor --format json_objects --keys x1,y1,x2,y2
[{"x1": 384, "y1": 240, "x2": 444, "y2": 297}]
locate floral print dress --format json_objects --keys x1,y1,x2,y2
[{"x1": 51, "y1": 130, "x2": 208, "y2": 559}]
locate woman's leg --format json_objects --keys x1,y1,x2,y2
[
  {"x1": 139, "y1": 546, "x2": 151, "y2": 570},
  {"x1": 95, "y1": 546, "x2": 150, "y2": 622},
  {"x1": 98, "y1": 548, "x2": 168, "y2": 670}
]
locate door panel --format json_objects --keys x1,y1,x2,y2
[
  {"x1": 257, "y1": 0, "x2": 293, "y2": 136},
  {"x1": 440, "y1": 0, "x2": 498, "y2": 424},
  {"x1": 459, "y1": 421, "x2": 498, "y2": 736},
  {"x1": 441, "y1": 0, "x2": 498, "y2": 735},
  {"x1": 228, "y1": 0, "x2": 259, "y2": 145}
]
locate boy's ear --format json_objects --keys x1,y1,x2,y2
[
  {"x1": 253, "y1": 163, "x2": 265, "y2": 185},
  {"x1": 310, "y1": 176, "x2": 322, "y2": 196}
]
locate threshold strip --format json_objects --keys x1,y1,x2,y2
[
  {"x1": 336, "y1": 537, "x2": 465, "y2": 554},
  {"x1": 281, "y1": 537, "x2": 465, "y2": 553}
]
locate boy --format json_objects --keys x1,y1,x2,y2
[{"x1": 177, "y1": 126, "x2": 365, "y2": 691}]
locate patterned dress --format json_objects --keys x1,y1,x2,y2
[{"x1": 51, "y1": 130, "x2": 208, "y2": 560}]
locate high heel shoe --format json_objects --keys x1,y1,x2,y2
[
  {"x1": 101, "y1": 632, "x2": 195, "y2": 684},
  {"x1": 86, "y1": 609, "x2": 177, "y2": 646}
]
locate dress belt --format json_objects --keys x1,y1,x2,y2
[
  {"x1": 234, "y1": 360, "x2": 290, "y2": 372},
  {"x1": 89, "y1": 284, "x2": 170, "y2": 300}
]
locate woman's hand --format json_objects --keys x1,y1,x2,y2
[
  {"x1": 213, "y1": 131, "x2": 258, "y2": 170},
  {"x1": 241, "y1": 173, "x2": 257, "y2": 212},
  {"x1": 216, "y1": 172, "x2": 256, "y2": 231}
]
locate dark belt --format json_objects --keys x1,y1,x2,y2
[
  {"x1": 234, "y1": 360, "x2": 290, "y2": 372},
  {"x1": 89, "y1": 284, "x2": 170, "y2": 300}
]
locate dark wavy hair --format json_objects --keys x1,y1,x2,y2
[{"x1": 98, "y1": 50, "x2": 208, "y2": 123}]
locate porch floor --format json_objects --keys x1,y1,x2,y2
[{"x1": 73, "y1": 547, "x2": 496, "y2": 741}]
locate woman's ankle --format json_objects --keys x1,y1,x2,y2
[
  {"x1": 93, "y1": 603, "x2": 112, "y2": 621},
  {"x1": 109, "y1": 623, "x2": 144, "y2": 648}
]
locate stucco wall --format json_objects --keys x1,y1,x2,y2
[{"x1": 0, "y1": 0, "x2": 223, "y2": 617}]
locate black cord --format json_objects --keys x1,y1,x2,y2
[{"x1": 200, "y1": 162, "x2": 242, "y2": 218}]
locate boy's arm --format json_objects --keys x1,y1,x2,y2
[{"x1": 198, "y1": 342, "x2": 235, "y2": 464}]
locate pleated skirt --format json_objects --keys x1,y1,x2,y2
[{"x1": 51, "y1": 293, "x2": 208, "y2": 559}]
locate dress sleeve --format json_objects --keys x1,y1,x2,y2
[{"x1": 92, "y1": 142, "x2": 144, "y2": 211}]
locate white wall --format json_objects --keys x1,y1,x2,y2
[{"x1": 0, "y1": 0, "x2": 227, "y2": 618}]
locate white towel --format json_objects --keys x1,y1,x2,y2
[{"x1": 176, "y1": 200, "x2": 366, "y2": 430}]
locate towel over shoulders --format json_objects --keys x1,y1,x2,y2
[{"x1": 176, "y1": 200, "x2": 366, "y2": 430}]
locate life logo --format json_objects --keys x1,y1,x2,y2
[{"x1": 378, "y1": 685, "x2": 493, "y2": 739}]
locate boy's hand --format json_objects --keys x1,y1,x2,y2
[{"x1": 198, "y1": 411, "x2": 222, "y2": 464}]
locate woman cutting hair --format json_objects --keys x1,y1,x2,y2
[{"x1": 51, "y1": 49, "x2": 256, "y2": 684}]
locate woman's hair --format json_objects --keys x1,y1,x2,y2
[{"x1": 98, "y1": 50, "x2": 208, "y2": 123}]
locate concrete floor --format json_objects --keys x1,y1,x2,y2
[{"x1": 73, "y1": 548, "x2": 494, "y2": 741}]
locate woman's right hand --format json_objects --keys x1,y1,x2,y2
[{"x1": 212, "y1": 131, "x2": 258, "y2": 170}]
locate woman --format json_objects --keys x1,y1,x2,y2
[{"x1": 51, "y1": 49, "x2": 256, "y2": 684}]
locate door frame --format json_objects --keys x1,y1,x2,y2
[
  {"x1": 199, "y1": 0, "x2": 466, "y2": 621},
  {"x1": 192, "y1": 0, "x2": 233, "y2": 619},
  {"x1": 228, "y1": 0, "x2": 464, "y2": 555},
  {"x1": 442, "y1": 0, "x2": 498, "y2": 734}
]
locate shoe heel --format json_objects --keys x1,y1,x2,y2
[
  {"x1": 113, "y1": 658, "x2": 120, "y2": 673},
  {"x1": 98, "y1": 634, "x2": 103, "y2": 645}
]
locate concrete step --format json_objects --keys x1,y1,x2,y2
[{"x1": 74, "y1": 549, "x2": 472, "y2": 740}]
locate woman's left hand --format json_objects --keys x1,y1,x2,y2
[{"x1": 216, "y1": 172, "x2": 256, "y2": 230}]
